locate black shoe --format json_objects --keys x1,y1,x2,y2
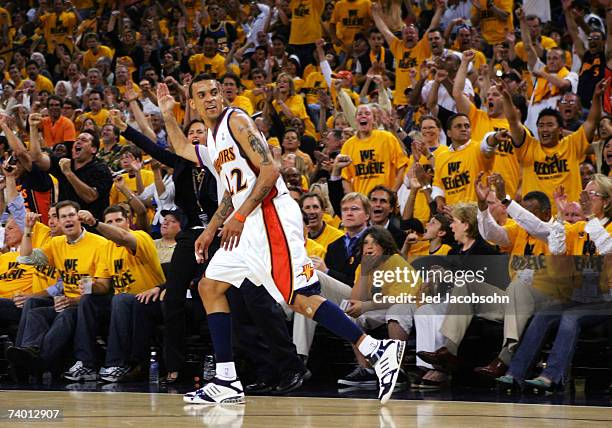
[
  {"x1": 337, "y1": 366, "x2": 377, "y2": 390},
  {"x1": 273, "y1": 369, "x2": 312, "y2": 395},
  {"x1": 245, "y1": 381, "x2": 277, "y2": 395},
  {"x1": 7, "y1": 346, "x2": 42, "y2": 380}
]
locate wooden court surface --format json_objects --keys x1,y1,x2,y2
[{"x1": 1, "y1": 390, "x2": 612, "y2": 427}]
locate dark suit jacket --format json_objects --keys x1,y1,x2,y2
[{"x1": 324, "y1": 236, "x2": 361, "y2": 286}]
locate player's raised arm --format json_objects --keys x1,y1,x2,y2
[
  {"x1": 157, "y1": 83, "x2": 199, "y2": 164},
  {"x1": 229, "y1": 112, "x2": 280, "y2": 218}
]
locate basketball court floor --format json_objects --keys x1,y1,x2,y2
[{"x1": 2, "y1": 382, "x2": 612, "y2": 427}]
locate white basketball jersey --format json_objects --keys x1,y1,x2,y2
[{"x1": 196, "y1": 108, "x2": 288, "y2": 210}]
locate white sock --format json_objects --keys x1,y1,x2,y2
[
  {"x1": 216, "y1": 362, "x2": 237, "y2": 380},
  {"x1": 357, "y1": 335, "x2": 379, "y2": 357}
]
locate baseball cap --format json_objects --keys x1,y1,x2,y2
[{"x1": 161, "y1": 207, "x2": 186, "y2": 228}]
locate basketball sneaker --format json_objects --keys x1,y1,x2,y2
[
  {"x1": 99, "y1": 365, "x2": 132, "y2": 383},
  {"x1": 368, "y1": 339, "x2": 406, "y2": 405},
  {"x1": 183, "y1": 377, "x2": 245, "y2": 405}
]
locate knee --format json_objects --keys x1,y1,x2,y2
[
  {"x1": 198, "y1": 277, "x2": 226, "y2": 301},
  {"x1": 112, "y1": 293, "x2": 134, "y2": 309}
]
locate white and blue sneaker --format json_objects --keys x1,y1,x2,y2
[
  {"x1": 63, "y1": 361, "x2": 97, "y2": 381},
  {"x1": 183, "y1": 377, "x2": 245, "y2": 405},
  {"x1": 368, "y1": 339, "x2": 406, "y2": 405}
]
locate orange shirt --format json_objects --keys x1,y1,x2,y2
[{"x1": 42, "y1": 116, "x2": 77, "y2": 146}]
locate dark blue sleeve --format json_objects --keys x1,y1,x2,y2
[{"x1": 123, "y1": 126, "x2": 179, "y2": 168}]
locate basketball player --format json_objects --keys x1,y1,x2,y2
[{"x1": 155, "y1": 73, "x2": 405, "y2": 405}]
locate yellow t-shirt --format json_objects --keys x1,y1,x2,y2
[
  {"x1": 78, "y1": 109, "x2": 110, "y2": 128},
  {"x1": 244, "y1": 87, "x2": 269, "y2": 113},
  {"x1": 563, "y1": 220, "x2": 612, "y2": 256},
  {"x1": 517, "y1": 127, "x2": 589, "y2": 214},
  {"x1": 330, "y1": 0, "x2": 372, "y2": 46},
  {"x1": 302, "y1": 70, "x2": 328, "y2": 105},
  {"x1": 0, "y1": 252, "x2": 38, "y2": 298},
  {"x1": 407, "y1": 241, "x2": 452, "y2": 256},
  {"x1": 390, "y1": 36, "x2": 431, "y2": 105},
  {"x1": 433, "y1": 140, "x2": 493, "y2": 205},
  {"x1": 471, "y1": 0, "x2": 513, "y2": 45},
  {"x1": 231, "y1": 95, "x2": 254, "y2": 116},
  {"x1": 306, "y1": 238, "x2": 327, "y2": 259},
  {"x1": 406, "y1": 145, "x2": 449, "y2": 225},
  {"x1": 18, "y1": 75, "x2": 54, "y2": 94},
  {"x1": 30, "y1": 222, "x2": 59, "y2": 292},
  {"x1": 41, "y1": 231, "x2": 111, "y2": 298},
  {"x1": 104, "y1": 230, "x2": 165, "y2": 295},
  {"x1": 468, "y1": 104, "x2": 519, "y2": 198},
  {"x1": 116, "y1": 82, "x2": 142, "y2": 99},
  {"x1": 341, "y1": 130, "x2": 409, "y2": 196},
  {"x1": 82, "y1": 45, "x2": 114, "y2": 71},
  {"x1": 40, "y1": 11, "x2": 78, "y2": 52},
  {"x1": 188, "y1": 53, "x2": 226, "y2": 77},
  {"x1": 289, "y1": 0, "x2": 325, "y2": 45},
  {"x1": 310, "y1": 222, "x2": 345, "y2": 250},
  {"x1": 323, "y1": 212, "x2": 342, "y2": 229},
  {"x1": 272, "y1": 95, "x2": 316, "y2": 137}
]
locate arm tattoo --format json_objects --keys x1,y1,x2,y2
[
  {"x1": 250, "y1": 186, "x2": 272, "y2": 205},
  {"x1": 247, "y1": 130, "x2": 272, "y2": 165},
  {"x1": 214, "y1": 192, "x2": 234, "y2": 222}
]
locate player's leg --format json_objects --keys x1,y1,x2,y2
[
  {"x1": 289, "y1": 293, "x2": 405, "y2": 404},
  {"x1": 183, "y1": 276, "x2": 245, "y2": 405}
]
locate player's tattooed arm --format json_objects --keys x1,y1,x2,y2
[
  {"x1": 210, "y1": 190, "x2": 235, "y2": 228},
  {"x1": 246, "y1": 129, "x2": 272, "y2": 165},
  {"x1": 230, "y1": 112, "x2": 280, "y2": 217}
]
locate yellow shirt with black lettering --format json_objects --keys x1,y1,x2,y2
[
  {"x1": 330, "y1": 0, "x2": 372, "y2": 47},
  {"x1": 433, "y1": 140, "x2": 493, "y2": 205},
  {"x1": 41, "y1": 231, "x2": 110, "y2": 298},
  {"x1": 188, "y1": 53, "x2": 226, "y2": 77},
  {"x1": 390, "y1": 36, "x2": 431, "y2": 105},
  {"x1": 471, "y1": 0, "x2": 513, "y2": 45},
  {"x1": 105, "y1": 230, "x2": 165, "y2": 295},
  {"x1": 0, "y1": 252, "x2": 38, "y2": 298},
  {"x1": 341, "y1": 130, "x2": 409, "y2": 196},
  {"x1": 310, "y1": 222, "x2": 345, "y2": 250},
  {"x1": 302, "y1": 70, "x2": 328, "y2": 105},
  {"x1": 289, "y1": 0, "x2": 325, "y2": 45},
  {"x1": 515, "y1": 36, "x2": 557, "y2": 63},
  {"x1": 467, "y1": 104, "x2": 519, "y2": 198},
  {"x1": 407, "y1": 241, "x2": 452, "y2": 257},
  {"x1": 244, "y1": 86, "x2": 269, "y2": 113},
  {"x1": 40, "y1": 11, "x2": 78, "y2": 53},
  {"x1": 517, "y1": 127, "x2": 589, "y2": 215}
]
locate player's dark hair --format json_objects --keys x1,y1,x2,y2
[{"x1": 189, "y1": 73, "x2": 217, "y2": 98}]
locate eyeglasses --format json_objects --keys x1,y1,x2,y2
[
  {"x1": 559, "y1": 99, "x2": 577, "y2": 105},
  {"x1": 587, "y1": 37, "x2": 603, "y2": 41},
  {"x1": 587, "y1": 190, "x2": 607, "y2": 198}
]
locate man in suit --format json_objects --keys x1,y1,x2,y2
[
  {"x1": 368, "y1": 185, "x2": 407, "y2": 249},
  {"x1": 294, "y1": 193, "x2": 371, "y2": 359}
]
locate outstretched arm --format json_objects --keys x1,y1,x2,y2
[
  {"x1": 78, "y1": 210, "x2": 138, "y2": 253},
  {"x1": 156, "y1": 83, "x2": 199, "y2": 163},
  {"x1": 583, "y1": 78, "x2": 609, "y2": 142},
  {"x1": 452, "y1": 50, "x2": 475, "y2": 115}
]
